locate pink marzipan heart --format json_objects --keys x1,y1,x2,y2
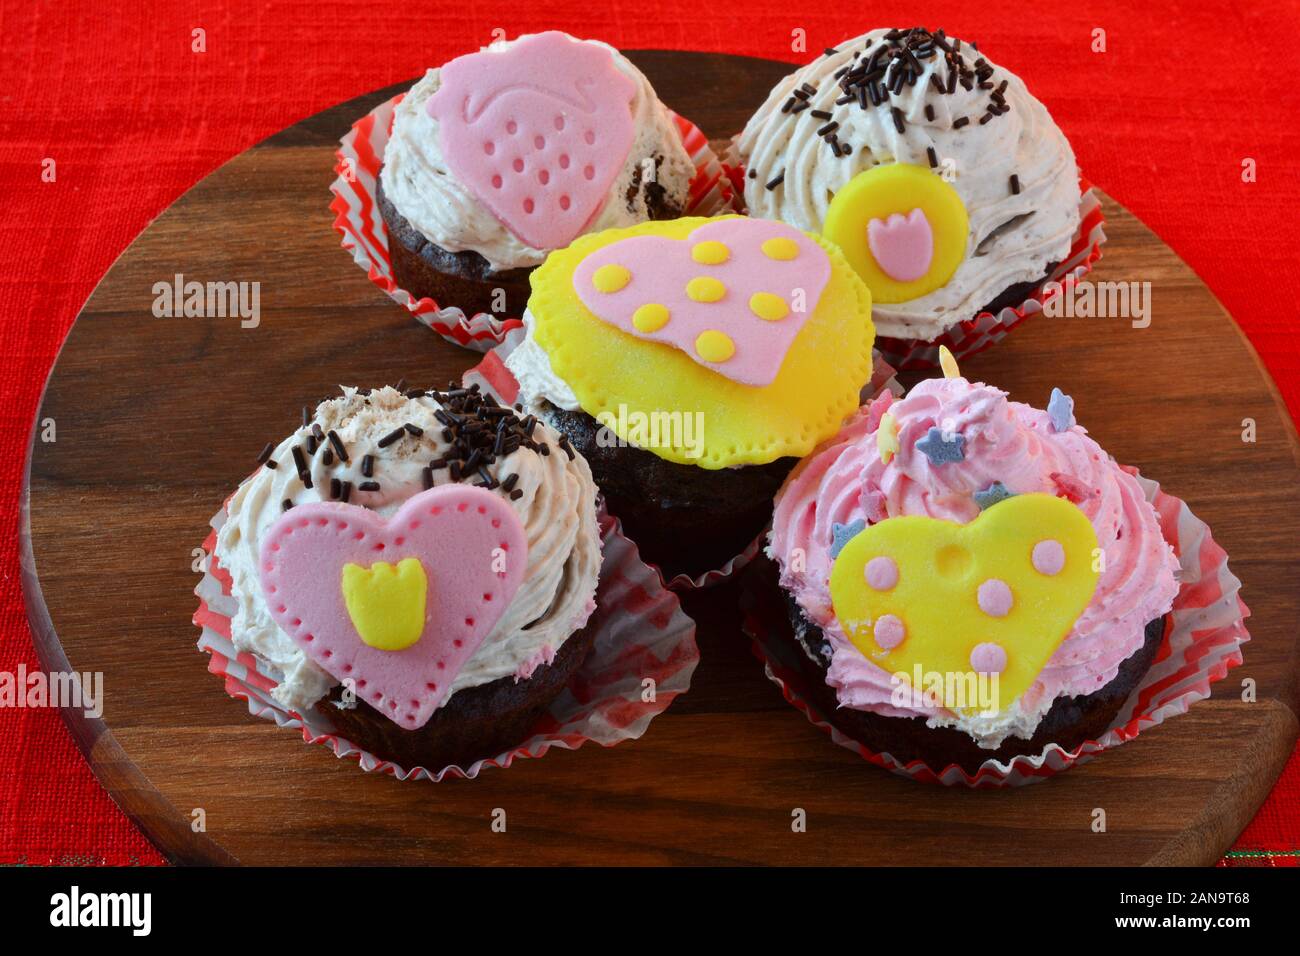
[
  {"x1": 867, "y1": 208, "x2": 934, "y2": 282},
  {"x1": 258, "y1": 485, "x2": 527, "y2": 730},
  {"x1": 427, "y1": 31, "x2": 637, "y2": 250},
  {"x1": 572, "y1": 218, "x2": 831, "y2": 388}
]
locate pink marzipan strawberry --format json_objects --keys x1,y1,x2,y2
[{"x1": 428, "y1": 32, "x2": 638, "y2": 251}]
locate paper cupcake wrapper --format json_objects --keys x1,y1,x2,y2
[
  {"x1": 722, "y1": 144, "x2": 1105, "y2": 372},
  {"x1": 193, "y1": 501, "x2": 698, "y2": 782},
  {"x1": 463, "y1": 333, "x2": 900, "y2": 592},
  {"x1": 741, "y1": 472, "x2": 1250, "y2": 787},
  {"x1": 330, "y1": 94, "x2": 737, "y2": 353}
]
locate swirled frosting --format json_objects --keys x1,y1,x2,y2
[
  {"x1": 214, "y1": 386, "x2": 602, "y2": 715},
  {"x1": 736, "y1": 27, "x2": 1080, "y2": 341},
  {"x1": 767, "y1": 377, "x2": 1179, "y2": 748},
  {"x1": 380, "y1": 33, "x2": 695, "y2": 272}
]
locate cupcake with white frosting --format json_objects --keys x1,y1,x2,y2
[
  {"x1": 735, "y1": 27, "x2": 1082, "y2": 349},
  {"x1": 378, "y1": 31, "x2": 696, "y2": 324},
  {"x1": 765, "y1": 363, "x2": 1179, "y2": 774},
  {"x1": 213, "y1": 384, "x2": 602, "y2": 770}
]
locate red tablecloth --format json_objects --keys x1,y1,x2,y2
[{"x1": 2, "y1": 1, "x2": 1297, "y2": 866}]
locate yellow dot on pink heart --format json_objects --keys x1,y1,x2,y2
[
  {"x1": 686, "y1": 276, "x2": 726, "y2": 302},
  {"x1": 691, "y1": 240, "x2": 730, "y2": 265},
  {"x1": 749, "y1": 292, "x2": 789, "y2": 322},
  {"x1": 761, "y1": 236, "x2": 800, "y2": 260},
  {"x1": 695, "y1": 330, "x2": 735, "y2": 363},
  {"x1": 633, "y1": 303, "x2": 670, "y2": 333},
  {"x1": 592, "y1": 264, "x2": 631, "y2": 293}
]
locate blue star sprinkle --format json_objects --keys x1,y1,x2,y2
[
  {"x1": 916, "y1": 426, "x2": 965, "y2": 465},
  {"x1": 829, "y1": 518, "x2": 866, "y2": 558},
  {"x1": 973, "y1": 481, "x2": 1015, "y2": 510},
  {"x1": 1048, "y1": 387, "x2": 1075, "y2": 433}
]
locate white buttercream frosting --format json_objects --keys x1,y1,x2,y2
[
  {"x1": 736, "y1": 28, "x2": 1080, "y2": 340},
  {"x1": 380, "y1": 34, "x2": 695, "y2": 272},
  {"x1": 505, "y1": 309, "x2": 582, "y2": 412},
  {"x1": 213, "y1": 387, "x2": 601, "y2": 715}
]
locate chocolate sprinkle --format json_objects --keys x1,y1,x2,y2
[
  {"x1": 327, "y1": 430, "x2": 349, "y2": 462},
  {"x1": 359, "y1": 480, "x2": 380, "y2": 492},
  {"x1": 765, "y1": 171, "x2": 785, "y2": 191},
  {"x1": 256, "y1": 442, "x2": 275, "y2": 466},
  {"x1": 377, "y1": 426, "x2": 406, "y2": 448},
  {"x1": 1010, "y1": 174, "x2": 1021, "y2": 195},
  {"x1": 926, "y1": 145, "x2": 938, "y2": 168},
  {"x1": 819, "y1": 27, "x2": 1010, "y2": 133},
  {"x1": 282, "y1": 499, "x2": 293, "y2": 512},
  {"x1": 361, "y1": 454, "x2": 374, "y2": 478}
]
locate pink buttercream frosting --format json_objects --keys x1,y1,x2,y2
[{"x1": 766, "y1": 377, "x2": 1179, "y2": 747}]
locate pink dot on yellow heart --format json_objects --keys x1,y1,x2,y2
[
  {"x1": 970, "y1": 641, "x2": 1008, "y2": 674},
  {"x1": 694, "y1": 330, "x2": 735, "y2": 363},
  {"x1": 977, "y1": 578, "x2": 1014, "y2": 617},
  {"x1": 874, "y1": 614, "x2": 906, "y2": 649},
  {"x1": 761, "y1": 236, "x2": 800, "y2": 260},
  {"x1": 633, "y1": 303, "x2": 670, "y2": 333},
  {"x1": 691, "y1": 240, "x2": 730, "y2": 265},
  {"x1": 1032, "y1": 539, "x2": 1066, "y2": 575},
  {"x1": 865, "y1": 556, "x2": 898, "y2": 590},
  {"x1": 749, "y1": 292, "x2": 789, "y2": 322},
  {"x1": 686, "y1": 276, "x2": 726, "y2": 302},
  {"x1": 591, "y1": 264, "x2": 631, "y2": 293}
]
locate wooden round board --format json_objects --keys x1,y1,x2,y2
[{"x1": 21, "y1": 51, "x2": 1300, "y2": 866}]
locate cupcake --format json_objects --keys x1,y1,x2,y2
[
  {"x1": 506, "y1": 214, "x2": 874, "y2": 579},
  {"x1": 735, "y1": 27, "x2": 1080, "y2": 347},
  {"x1": 213, "y1": 384, "x2": 602, "y2": 770},
  {"x1": 378, "y1": 31, "x2": 696, "y2": 322},
  {"x1": 765, "y1": 360, "x2": 1180, "y2": 773}
]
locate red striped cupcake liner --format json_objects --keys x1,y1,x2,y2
[
  {"x1": 464, "y1": 334, "x2": 901, "y2": 592},
  {"x1": 331, "y1": 93, "x2": 736, "y2": 353},
  {"x1": 194, "y1": 500, "x2": 698, "y2": 782},
  {"x1": 741, "y1": 471, "x2": 1250, "y2": 787},
  {"x1": 721, "y1": 160, "x2": 1106, "y2": 372}
]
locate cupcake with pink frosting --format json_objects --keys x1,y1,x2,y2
[{"x1": 765, "y1": 367, "x2": 1179, "y2": 773}]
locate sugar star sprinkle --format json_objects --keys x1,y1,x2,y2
[
  {"x1": 830, "y1": 518, "x2": 866, "y2": 558},
  {"x1": 939, "y1": 345, "x2": 961, "y2": 379},
  {"x1": 1048, "y1": 387, "x2": 1075, "y2": 432},
  {"x1": 917, "y1": 426, "x2": 965, "y2": 464},
  {"x1": 973, "y1": 481, "x2": 1014, "y2": 510},
  {"x1": 877, "y1": 412, "x2": 900, "y2": 464}
]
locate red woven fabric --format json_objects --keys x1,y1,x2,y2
[{"x1": 1, "y1": 1, "x2": 1296, "y2": 866}]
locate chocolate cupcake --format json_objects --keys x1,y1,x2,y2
[
  {"x1": 378, "y1": 31, "x2": 695, "y2": 320},
  {"x1": 507, "y1": 214, "x2": 875, "y2": 579},
  {"x1": 735, "y1": 27, "x2": 1081, "y2": 346},
  {"x1": 213, "y1": 385, "x2": 602, "y2": 770},
  {"x1": 765, "y1": 360, "x2": 1180, "y2": 774}
]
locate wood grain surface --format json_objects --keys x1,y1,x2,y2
[{"x1": 21, "y1": 51, "x2": 1300, "y2": 866}]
